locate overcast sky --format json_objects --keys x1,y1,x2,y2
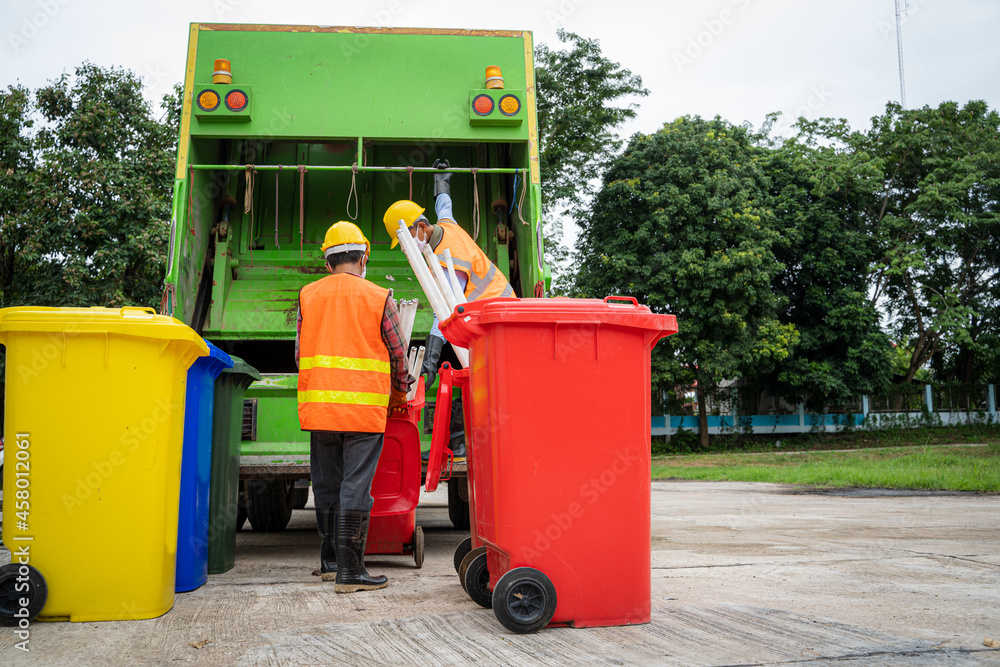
[
  {"x1": 3, "y1": 0, "x2": 998, "y2": 246},
  {"x1": 0, "y1": 0, "x2": 1000, "y2": 135},
  {"x1": 4, "y1": 0, "x2": 998, "y2": 135}
]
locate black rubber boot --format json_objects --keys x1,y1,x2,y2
[
  {"x1": 316, "y1": 506, "x2": 338, "y2": 581},
  {"x1": 335, "y1": 509, "x2": 388, "y2": 593}
]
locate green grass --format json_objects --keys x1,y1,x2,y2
[
  {"x1": 653, "y1": 423, "x2": 1000, "y2": 456},
  {"x1": 651, "y1": 443, "x2": 1000, "y2": 492}
]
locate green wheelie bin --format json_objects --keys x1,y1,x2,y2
[{"x1": 207, "y1": 356, "x2": 261, "y2": 574}]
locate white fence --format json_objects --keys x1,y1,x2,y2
[{"x1": 652, "y1": 384, "x2": 998, "y2": 436}]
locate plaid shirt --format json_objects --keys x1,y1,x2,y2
[{"x1": 296, "y1": 283, "x2": 412, "y2": 393}]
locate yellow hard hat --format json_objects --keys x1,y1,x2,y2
[
  {"x1": 383, "y1": 200, "x2": 426, "y2": 249},
  {"x1": 321, "y1": 221, "x2": 370, "y2": 260}
]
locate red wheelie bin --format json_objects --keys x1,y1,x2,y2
[
  {"x1": 426, "y1": 296, "x2": 677, "y2": 633},
  {"x1": 366, "y1": 379, "x2": 426, "y2": 567}
]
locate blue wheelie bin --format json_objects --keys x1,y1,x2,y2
[{"x1": 176, "y1": 341, "x2": 233, "y2": 592}]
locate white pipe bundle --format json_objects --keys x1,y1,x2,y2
[
  {"x1": 407, "y1": 345, "x2": 426, "y2": 401},
  {"x1": 395, "y1": 220, "x2": 469, "y2": 368},
  {"x1": 423, "y1": 244, "x2": 460, "y2": 313},
  {"x1": 442, "y1": 248, "x2": 467, "y2": 305},
  {"x1": 407, "y1": 346, "x2": 418, "y2": 376},
  {"x1": 398, "y1": 299, "x2": 418, "y2": 350}
]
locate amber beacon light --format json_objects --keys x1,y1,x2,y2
[
  {"x1": 484, "y1": 65, "x2": 504, "y2": 89},
  {"x1": 213, "y1": 59, "x2": 233, "y2": 84}
]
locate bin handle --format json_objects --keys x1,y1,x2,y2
[
  {"x1": 120, "y1": 307, "x2": 157, "y2": 319},
  {"x1": 604, "y1": 296, "x2": 638, "y2": 307}
]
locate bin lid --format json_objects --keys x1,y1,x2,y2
[
  {"x1": 221, "y1": 355, "x2": 262, "y2": 386},
  {"x1": 198, "y1": 341, "x2": 234, "y2": 378},
  {"x1": 0, "y1": 306, "x2": 208, "y2": 351},
  {"x1": 441, "y1": 296, "x2": 678, "y2": 347}
]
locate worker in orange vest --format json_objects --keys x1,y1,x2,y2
[
  {"x1": 383, "y1": 160, "x2": 516, "y2": 461},
  {"x1": 296, "y1": 221, "x2": 411, "y2": 593}
]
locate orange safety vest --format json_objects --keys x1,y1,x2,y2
[
  {"x1": 435, "y1": 221, "x2": 515, "y2": 301},
  {"x1": 297, "y1": 273, "x2": 391, "y2": 433}
]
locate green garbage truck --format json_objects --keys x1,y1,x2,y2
[{"x1": 162, "y1": 23, "x2": 549, "y2": 531}]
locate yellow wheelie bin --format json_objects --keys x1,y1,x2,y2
[{"x1": 0, "y1": 307, "x2": 207, "y2": 622}]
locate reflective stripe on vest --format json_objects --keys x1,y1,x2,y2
[
  {"x1": 299, "y1": 355, "x2": 390, "y2": 374},
  {"x1": 297, "y1": 273, "x2": 391, "y2": 433},
  {"x1": 297, "y1": 389, "x2": 390, "y2": 408},
  {"x1": 435, "y1": 221, "x2": 512, "y2": 301}
]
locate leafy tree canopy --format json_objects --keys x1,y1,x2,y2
[
  {"x1": 534, "y1": 29, "x2": 648, "y2": 276},
  {"x1": 571, "y1": 115, "x2": 797, "y2": 445},
  {"x1": 0, "y1": 63, "x2": 180, "y2": 308}
]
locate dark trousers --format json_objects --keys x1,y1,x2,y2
[{"x1": 310, "y1": 431, "x2": 384, "y2": 512}]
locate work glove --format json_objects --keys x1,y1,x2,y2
[
  {"x1": 421, "y1": 334, "x2": 445, "y2": 391},
  {"x1": 388, "y1": 387, "x2": 408, "y2": 414},
  {"x1": 432, "y1": 158, "x2": 451, "y2": 198}
]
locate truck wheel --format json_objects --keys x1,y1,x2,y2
[
  {"x1": 236, "y1": 483, "x2": 247, "y2": 531},
  {"x1": 464, "y1": 552, "x2": 492, "y2": 609},
  {"x1": 245, "y1": 479, "x2": 294, "y2": 532},
  {"x1": 448, "y1": 478, "x2": 470, "y2": 530},
  {"x1": 492, "y1": 567, "x2": 557, "y2": 634},
  {"x1": 292, "y1": 482, "x2": 310, "y2": 510}
]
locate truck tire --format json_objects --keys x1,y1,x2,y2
[
  {"x1": 236, "y1": 483, "x2": 248, "y2": 531},
  {"x1": 292, "y1": 482, "x2": 310, "y2": 510},
  {"x1": 448, "y1": 478, "x2": 470, "y2": 530},
  {"x1": 245, "y1": 480, "x2": 294, "y2": 532}
]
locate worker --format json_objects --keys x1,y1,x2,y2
[
  {"x1": 382, "y1": 159, "x2": 515, "y2": 461},
  {"x1": 296, "y1": 221, "x2": 411, "y2": 593}
]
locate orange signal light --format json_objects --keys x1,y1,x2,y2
[
  {"x1": 197, "y1": 89, "x2": 220, "y2": 112},
  {"x1": 485, "y1": 65, "x2": 504, "y2": 89},
  {"x1": 225, "y1": 90, "x2": 248, "y2": 112},
  {"x1": 473, "y1": 94, "x2": 494, "y2": 116},
  {"x1": 499, "y1": 94, "x2": 520, "y2": 116},
  {"x1": 213, "y1": 58, "x2": 232, "y2": 85}
]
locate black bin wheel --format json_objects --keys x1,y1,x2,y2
[
  {"x1": 413, "y1": 526, "x2": 425, "y2": 569},
  {"x1": 464, "y1": 552, "x2": 492, "y2": 609},
  {"x1": 0, "y1": 563, "x2": 48, "y2": 625},
  {"x1": 454, "y1": 536, "x2": 473, "y2": 574},
  {"x1": 458, "y1": 546, "x2": 486, "y2": 593},
  {"x1": 492, "y1": 567, "x2": 557, "y2": 634}
]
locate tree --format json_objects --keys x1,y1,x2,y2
[
  {"x1": 862, "y1": 101, "x2": 1000, "y2": 386},
  {"x1": 759, "y1": 116, "x2": 893, "y2": 409},
  {"x1": 0, "y1": 85, "x2": 37, "y2": 307},
  {"x1": 0, "y1": 63, "x2": 179, "y2": 309},
  {"x1": 534, "y1": 30, "x2": 648, "y2": 285},
  {"x1": 571, "y1": 116, "x2": 797, "y2": 447}
]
